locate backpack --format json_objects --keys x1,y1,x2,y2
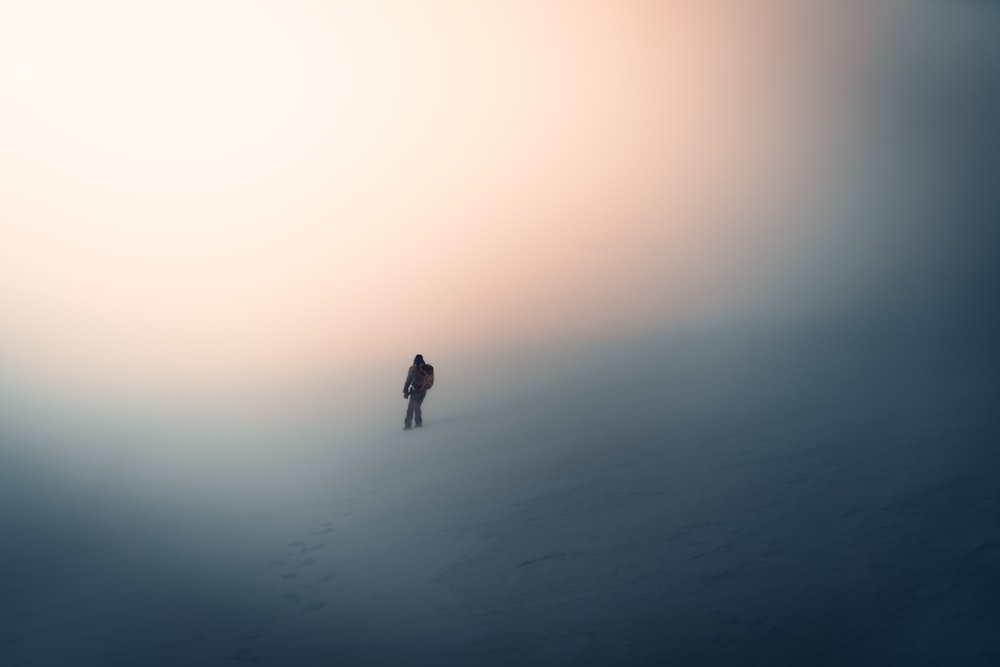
[{"x1": 415, "y1": 364, "x2": 434, "y2": 390}]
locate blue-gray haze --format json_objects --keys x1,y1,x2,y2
[{"x1": 2, "y1": 3, "x2": 999, "y2": 665}]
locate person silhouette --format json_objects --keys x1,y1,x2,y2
[{"x1": 402, "y1": 354, "x2": 434, "y2": 429}]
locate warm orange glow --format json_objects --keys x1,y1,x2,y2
[{"x1": 0, "y1": 1, "x2": 883, "y2": 399}]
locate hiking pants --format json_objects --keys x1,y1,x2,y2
[{"x1": 405, "y1": 389, "x2": 427, "y2": 427}]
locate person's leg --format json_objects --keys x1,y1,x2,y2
[
  {"x1": 404, "y1": 394, "x2": 418, "y2": 428},
  {"x1": 413, "y1": 389, "x2": 426, "y2": 426}
]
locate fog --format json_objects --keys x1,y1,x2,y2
[
  {"x1": 2, "y1": 1, "x2": 1000, "y2": 665},
  {"x1": 0, "y1": 0, "x2": 881, "y2": 395}
]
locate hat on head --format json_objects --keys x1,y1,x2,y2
[{"x1": 414, "y1": 354, "x2": 425, "y2": 364}]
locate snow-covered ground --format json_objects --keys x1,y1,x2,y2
[{"x1": 2, "y1": 325, "x2": 997, "y2": 666}]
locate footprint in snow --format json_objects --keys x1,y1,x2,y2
[
  {"x1": 298, "y1": 601, "x2": 325, "y2": 614},
  {"x1": 305, "y1": 573, "x2": 336, "y2": 589},
  {"x1": 229, "y1": 647, "x2": 260, "y2": 663}
]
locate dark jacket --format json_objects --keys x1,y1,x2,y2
[{"x1": 403, "y1": 363, "x2": 432, "y2": 393}]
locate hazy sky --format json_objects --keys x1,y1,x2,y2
[{"x1": 0, "y1": 1, "x2": 886, "y2": 400}]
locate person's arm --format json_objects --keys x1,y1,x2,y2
[{"x1": 403, "y1": 366, "x2": 416, "y2": 394}]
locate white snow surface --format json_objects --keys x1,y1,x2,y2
[{"x1": 1, "y1": 329, "x2": 997, "y2": 666}]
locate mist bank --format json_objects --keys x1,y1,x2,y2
[{"x1": 3, "y1": 3, "x2": 999, "y2": 662}]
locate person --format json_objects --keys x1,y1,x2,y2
[{"x1": 402, "y1": 354, "x2": 434, "y2": 430}]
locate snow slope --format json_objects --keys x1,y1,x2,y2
[{"x1": 1, "y1": 325, "x2": 997, "y2": 666}]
